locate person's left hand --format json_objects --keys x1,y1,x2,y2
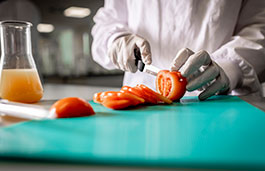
[{"x1": 170, "y1": 48, "x2": 230, "y2": 100}]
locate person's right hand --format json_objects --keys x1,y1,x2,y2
[{"x1": 108, "y1": 34, "x2": 152, "y2": 73}]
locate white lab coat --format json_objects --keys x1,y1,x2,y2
[{"x1": 92, "y1": 0, "x2": 265, "y2": 96}]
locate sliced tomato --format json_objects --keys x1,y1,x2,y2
[
  {"x1": 121, "y1": 85, "x2": 158, "y2": 104},
  {"x1": 138, "y1": 84, "x2": 172, "y2": 104},
  {"x1": 93, "y1": 92, "x2": 102, "y2": 103},
  {"x1": 121, "y1": 85, "x2": 131, "y2": 91},
  {"x1": 156, "y1": 70, "x2": 187, "y2": 101},
  {"x1": 100, "y1": 91, "x2": 144, "y2": 105},
  {"x1": 97, "y1": 91, "x2": 145, "y2": 110},
  {"x1": 93, "y1": 91, "x2": 117, "y2": 104},
  {"x1": 117, "y1": 91, "x2": 145, "y2": 105},
  {"x1": 50, "y1": 97, "x2": 95, "y2": 118},
  {"x1": 102, "y1": 99, "x2": 132, "y2": 110},
  {"x1": 135, "y1": 85, "x2": 159, "y2": 104}
]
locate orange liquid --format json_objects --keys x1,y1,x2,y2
[{"x1": 0, "y1": 69, "x2": 43, "y2": 103}]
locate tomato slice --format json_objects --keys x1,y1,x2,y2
[
  {"x1": 93, "y1": 91, "x2": 117, "y2": 104},
  {"x1": 94, "y1": 79, "x2": 180, "y2": 110},
  {"x1": 102, "y1": 99, "x2": 132, "y2": 110},
  {"x1": 117, "y1": 91, "x2": 145, "y2": 105},
  {"x1": 121, "y1": 85, "x2": 131, "y2": 91},
  {"x1": 121, "y1": 86, "x2": 153, "y2": 103},
  {"x1": 121, "y1": 85, "x2": 158, "y2": 104},
  {"x1": 138, "y1": 84, "x2": 172, "y2": 104},
  {"x1": 101, "y1": 91, "x2": 144, "y2": 105},
  {"x1": 132, "y1": 86, "x2": 158, "y2": 104},
  {"x1": 93, "y1": 92, "x2": 102, "y2": 103},
  {"x1": 50, "y1": 97, "x2": 95, "y2": 118},
  {"x1": 96, "y1": 91, "x2": 145, "y2": 110},
  {"x1": 156, "y1": 70, "x2": 187, "y2": 101}
]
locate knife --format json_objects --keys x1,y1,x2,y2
[{"x1": 134, "y1": 48, "x2": 161, "y2": 76}]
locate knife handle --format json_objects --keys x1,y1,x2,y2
[{"x1": 134, "y1": 48, "x2": 145, "y2": 72}]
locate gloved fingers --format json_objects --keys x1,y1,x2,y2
[
  {"x1": 197, "y1": 84, "x2": 209, "y2": 91},
  {"x1": 125, "y1": 57, "x2": 138, "y2": 73},
  {"x1": 170, "y1": 48, "x2": 194, "y2": 71},
  {"x1": 186, "y1": 69, "x2": 201, "y2": 83},
  {"x1": 122, "y1": 42, "x2": 138, "y2": 72},
  {"x1": 108, "y1": 37, "x2": 124, "y2": 70},
  {"x1": 198, "y1": 76, "x2": 224, "y2": 101},
  {"x1": 198, "y1": 69, "x2": 230, "y2": 101},
  {"x1": 218, "y1": 70, "x2": 230, "y2": 93},
  {"x1": 135, "y1": 37, "x2": 152, "y2": 65},
  {"x1": 108, "y1": 46, "x2": 120, "y2": 69},
  {"x1": 117, "y1": 56, "x2": 125, "y2": 71},
  {"x1": 116, "y1": 45, "x2": 127, "y2": 71},
  {"x1": 180, "y1": 50, "x2": 212, "y2": 78},
  {"x1": 186, "y1": 62, "x2": 220, "y2": 91}
]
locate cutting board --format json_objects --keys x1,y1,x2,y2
[{"x1": 0, "y1": 96, "x2": 265, "y2": 170}]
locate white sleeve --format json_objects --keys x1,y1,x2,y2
[
  {"x1": 91, "y1": 0, "x2": 131, "y2": 70},
  {"x1": 211, "y1": 0, "x2": 265, "y2": 95}
]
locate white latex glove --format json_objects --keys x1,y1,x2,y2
[
  {"x1": 171, "y1": 48, "x2": 230, "y2": 100},
  {"x1": 108, "y1": 34, "x2": 152, "y2": 72}
]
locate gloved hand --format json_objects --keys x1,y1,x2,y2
[
  {"x1": 170, "y1": 48, "x2": 230, "y2": 100},
  {"x1": 108, "y1": 34, "x2": 152, "y2": 72}
]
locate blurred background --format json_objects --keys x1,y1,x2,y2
[{"x1": 0, "y1": 0, "x2": 123, "y2": 87}]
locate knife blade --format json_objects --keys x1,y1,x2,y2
[{"x1": 134, "y1": 48, "x2": 161, "y2": 76}]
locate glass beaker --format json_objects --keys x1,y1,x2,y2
[{"x1": 0, "y1": 20, "x2": 43, "y2": 103}]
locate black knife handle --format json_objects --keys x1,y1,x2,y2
[{"x1": 134, "y1": 48, "x2": 145, "y2": 72}]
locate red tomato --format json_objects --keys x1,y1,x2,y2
[
  {"x1": 120, "y1": 86, "x2": 131, "y2": 91},
  {"x1": 99, "y1": 91, "x2": 118, "y2": 102},
  {"x1": 117, "y1": 91, "x2": 145, "y2": 105},
  {"x1": 97, "y1": 90, "x2": 145, "y2": 110},
  {"x1": 122, "y1": 86, "x2": 157, "y2": 104},
  {"x1": 103, "y1": 91, "x2": 144, "y2": 106},
  {"x1": 93, "y1": 91, "x2": 117, "y2": 104},
  {"x1": 50, "y1": 97, "x2": 95, "y2": 118},
  {"x1": 102, "y1": 99, "x2": 131, "y2": 110},
  {"x1": 138, "y1": 84, "x2": 172, "y2": 104},
  {"x1": 156, "y1": 70, "x2": 187, "y2": 101},
  {"x1": 93, "y1": 92, "x2": 102, "y2": 103}
]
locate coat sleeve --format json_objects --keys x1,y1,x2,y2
[
  {"x1": 91, "y1": 0, "x2": 131, "y2": 70},
  {"x1": 211, "y1": 0, "x2": 265, "y2": 95}
]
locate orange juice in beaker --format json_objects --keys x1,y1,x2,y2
[
  {"x1": 0, "y1": 69, "x2": 43, "y2": 103},
  {"x1": 0, "y1": 21, "x2": 43, "y2": 103}
]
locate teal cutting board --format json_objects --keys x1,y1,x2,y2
[{"x1": 0, "y1": 96, "x2": 265, "y2": 170}]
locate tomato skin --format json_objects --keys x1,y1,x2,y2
[
  {"x1": 50, "y1": 97, "x2": 95, "y2": 118},
  {"x1": 156, "y1": 70, "x2": 187, "y2": 101}
]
